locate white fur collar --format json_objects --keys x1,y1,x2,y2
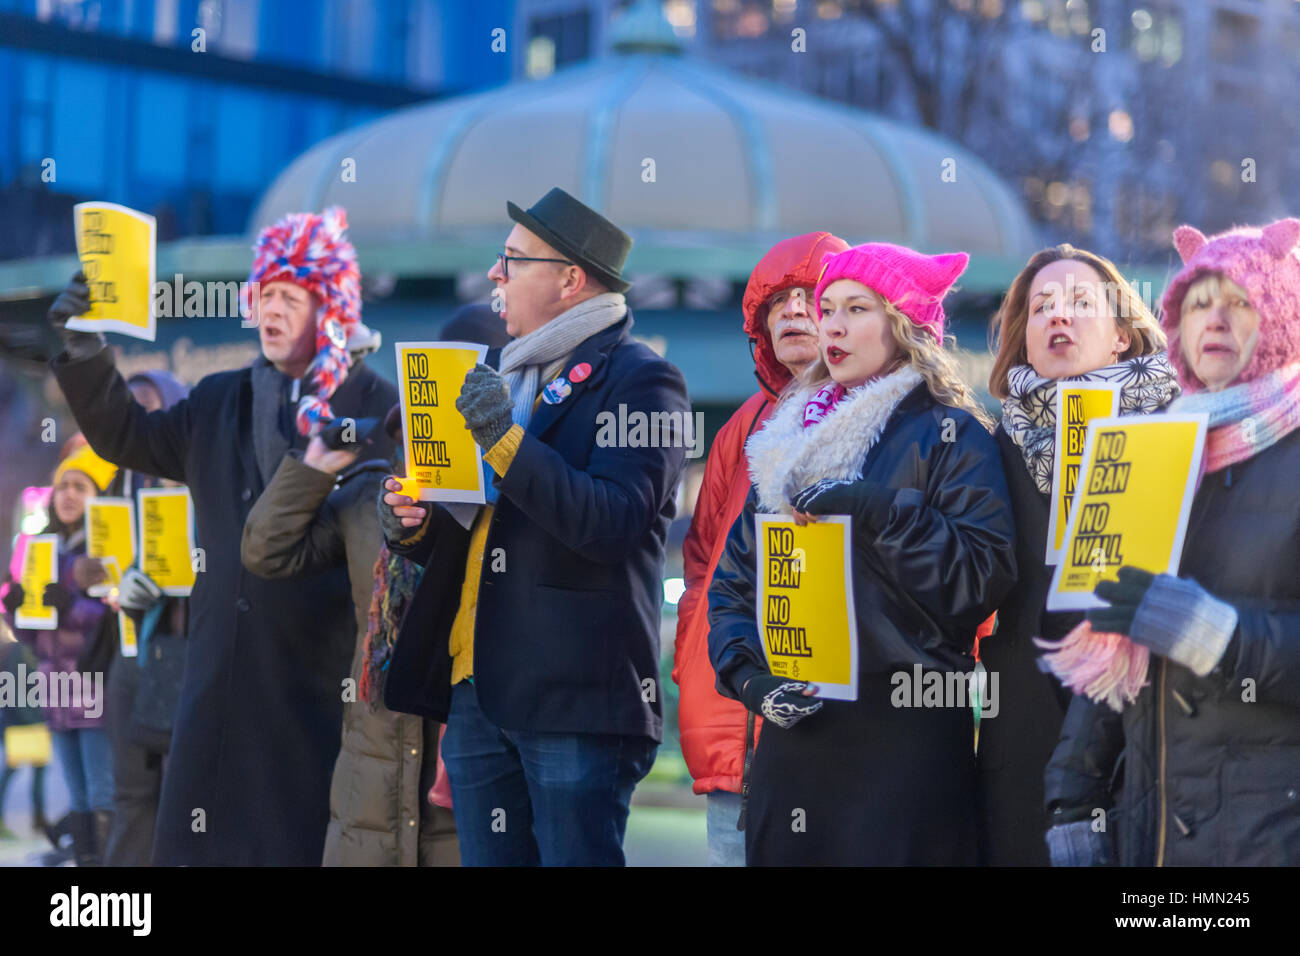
[{"x1": 746, "y1": 366, "x2": 924, "y2": 514}]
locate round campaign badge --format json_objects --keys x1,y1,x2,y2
[
  {"x1": 543, "y1": 377, "x2": 572, "y2": 405},
  {"x1": 569, "y1": 362, "x2": 592, "y2": 383}
]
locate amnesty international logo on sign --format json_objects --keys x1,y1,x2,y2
[
  {"x1": 138, "y1": 488, "x2": 197, "y2": 596},
  {"x1": 755, "y1": 514, "x2": 858, "y2": 701},
  {"x1": 1046, "y1": 383, "x2": 1119, "y2": 564},
  {"x1": 69, "y1": 202, "x2": 157, "y2": 341},
  {"x1": 1047, "y1": 414, "x2": 1207, "y2": 611},
  {"x1": 395, "y1": 341, "x2": 488, "y2": 504}
]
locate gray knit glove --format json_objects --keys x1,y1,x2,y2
[
  {"x1": 47, "y1": 271, "x2": 107, "y2": 361},
  {"x1": 455, "y1": 364, "x2": 514, "y2": 451},
  {"x1": 1093, "y1": 566, "x2": 1238, "y2": 677},
  {"x1": 1045, "y1": 820, "x2": 1115, "y2": 867}
]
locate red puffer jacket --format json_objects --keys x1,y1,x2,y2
[{"x1": 672, "y1": 232, "x2": 848, "y2": 794}]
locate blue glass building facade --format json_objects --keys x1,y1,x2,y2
[{"x1": 0, "y1": 0, "x2": 515, "y2": 257}]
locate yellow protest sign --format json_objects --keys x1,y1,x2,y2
[
  {"x1": 137, "y1": 488, "x2": 197, "y2": 596},
  {"x1": 5, "y1": 724, "x2": 52, "y2": 768},
  {"x1": 69, "y1": 202, "x2": 157, "y2": 341},
  {"x1": 396, "y1": 341, "x2": 488, "y2": 504},
  {"x1": 755, "y1": 515, "x2": 858, "y2": 701},
  {"x1": 1047, "y1": 383, "x2": 1120, "y2": 564},
  {"x1": 85, "y1": 498, "x2": 136, "y2": 597},
  {"x1": 118, "y1": 609, "x2": 139, "y2": 659},
  {"x1": 15, "y1": 535, "x2": 59, "y2": 631},
  {"x1": 1047, "y1": 414, "x2": 1207, "y2": 611}
]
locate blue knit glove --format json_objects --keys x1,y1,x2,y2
[
  {"x1": 1045, "y1": 820, "x2": 1115, "y2": 867},
  {"x1": 1093, "y1": 566, "x2": 1238, "y2": 677}
]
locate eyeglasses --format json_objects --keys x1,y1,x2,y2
[{"x1": 496, "y1": 252, "x2": 574, "y2": 280}]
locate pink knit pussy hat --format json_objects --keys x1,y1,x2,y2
[
  {"x1": 1161, "y1": 218, "x2": 1300, "y2": 392},
  {"x1": 813, "y1": 242, "x2": 969, "y2": 343}
]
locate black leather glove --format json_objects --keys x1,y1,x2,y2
[
  {"x1": 789, "y1": 477, "x2": 895, "y2": 532},
  {"x1": 117, "y1": 567, "x2": 164, "y2": 612},
  {"x1": 455, "y1": 364, "x2": 514, "y2": 451},
  {"x1": 42, "y1": 582, "x2": 73, "y2": 616},
  {"x1": 1, "y1": 582, "x2": 24, "y2": 614},
  {"x1": 740, "y1": 673, "x2": 823, "y2": 730},
  {"x1": 46, "y1": 272, "x2": 106, "y2": 361}
]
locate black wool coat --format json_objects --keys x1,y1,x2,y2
[
  {"x1": 384, "y1": 316, "x2": 689, "y2": 742},
  {"x1": 975, "y1": 426, "x2": 1079, "y2": 866},
  {"x1": 52, "y1": 347, "x2": 396, "y2": 865},
  {"x1": 1046, "y1": 428, "x2": 1300, "y2": 865}
]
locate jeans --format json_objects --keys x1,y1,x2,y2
[
  {"x1": 51, "y1": 728, "x2": 113, "y2": 813},
  {"x1": 441, "y1": 680, "x2": 657, "y2": 866},
  {"x1": 706, "y1": 790, "x2": 746, "y2": 867}
]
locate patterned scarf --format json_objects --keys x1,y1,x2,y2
[
  {"x1": 1170, "y1": 361, "x2": 1300, "y2": 473},
  {"x1": 358, "y1": 542, "x2": 423, "y2": 709},
  {"x1": 802, "y1": 383, "x2": 846, "y2": 428},
  {"x1": 1001, "y1": 354, "x2": 1181, "y2": 494}
]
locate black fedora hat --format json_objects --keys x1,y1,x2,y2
[{"x1": 506, "y1": 187, "x2": 633, "y2": 293}]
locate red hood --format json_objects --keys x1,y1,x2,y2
[{"x1": 742, "y1": 232, "x2": 850, "y2": 399}]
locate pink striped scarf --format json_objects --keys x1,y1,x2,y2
[{"x1": 1173, "y1": 361, "x2": 1300, "y2": 473}]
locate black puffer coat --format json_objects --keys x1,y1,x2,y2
[
  {"x1": 709, "y1": 383, "x2": 1017, "y2": 865},
  {"x1": 1046, "y1": 428, "x2": 1300, "y2": 865}
]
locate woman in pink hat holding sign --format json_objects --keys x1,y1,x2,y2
[{"x1": 708, "y1": 242, "x2": 1017, "y2": 865}]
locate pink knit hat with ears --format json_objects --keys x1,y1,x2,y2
[
  {"x1": 813, "y1": 242, "x2": 969, "y2": 343},
  {"x1": 1161, "y1": 218, "x2": 1300, "y2": 392}
]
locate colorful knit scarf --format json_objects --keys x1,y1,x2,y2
[
  {"x1": 1170, "y1": 361, "x2": 1300, "y2": 473},
  {"x1": 358, "y1": 542, "x2": 424, "y2": 709},
  {"x1": 1001, "y1": 354, "x2": 1181, "y2": 494}
]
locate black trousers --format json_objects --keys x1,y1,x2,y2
[{"x1": 104, "y1": 656, "x2": 168, "y2": 866}]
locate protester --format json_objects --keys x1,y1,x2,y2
[
  {"x1": 101, "y1": 370, "x2": 191, "y2": 867},
  {"x1": 1044, "y1": 219, "x2": 1300, "y2": 866},
  {"x1": 242, "y1": 407, "x2": 460, "y2": 867},
  {"x1": 378, "y1": 186, "x2": 690, "y2": 866},
  {"x1": 673, "y1": 232, "x2": 847, "y2": 867},
  {"x1": 983, "y1": 246, "x2": 1179, "y2": 864},
  {"x1": 0, "y1": 618, "x2": 49, "y2": 841},
  {"x1": 1, "y1": 437, "x2": 116, "y2": 865},
  {"x1": 708, "y1": 242, "x2": 1017, "y2": 865},
  {"x1": 42, "y1": 207, "x2": 397, "y2": 865}
]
